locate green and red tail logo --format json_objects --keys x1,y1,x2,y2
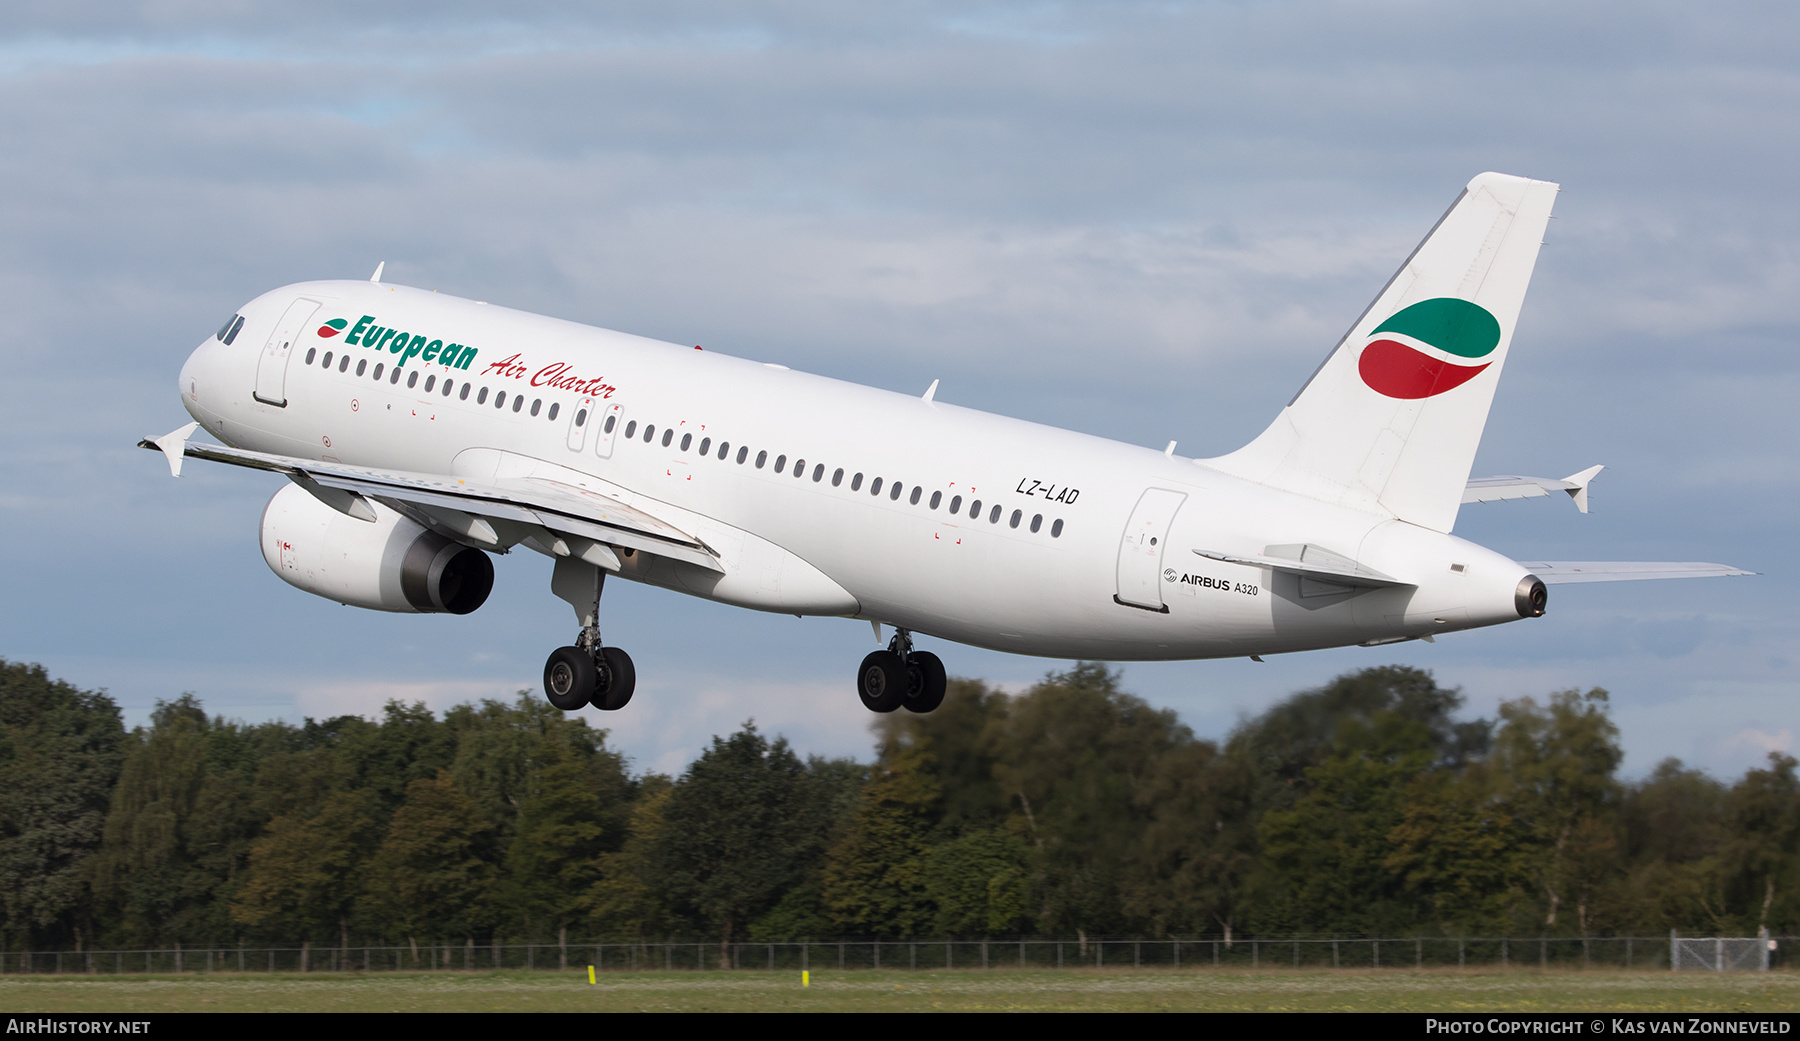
[
  {"x1": 317, "y1": 318, "x2": 349, "y2": 339},
  {"x1": 1357, "y1": 298, "x2": 1501, "y2": 399}
]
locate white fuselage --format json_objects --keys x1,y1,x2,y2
[{"x1": 179, "y1": 280, "x2": 1533, "y2": 660}]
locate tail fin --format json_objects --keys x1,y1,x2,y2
[{"x1": 1205, "y1": 172, "x2": 1559, "y2": 533}]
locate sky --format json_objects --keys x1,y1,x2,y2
[{"x1": 1, "y1": 1, "x2": 1794, "y2": 780}]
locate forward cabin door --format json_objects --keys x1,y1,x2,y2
[
  {"x1": 1115, "y1": 487, "x2": 1187, "y2": 611},
  {"x1": 253, "y1": 298, "x2": 321, "y2": 407}
]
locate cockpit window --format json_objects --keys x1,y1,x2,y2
[
  {"x1": 219, "y1": 315, "x2": 245, "y2": 345},
  {"x1": 215, "y1": 315, "x2": 236, "y2": 341}
]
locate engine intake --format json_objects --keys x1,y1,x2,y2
[{"x1": 260, "y1": 482, "x2": 493, "y2": 614}]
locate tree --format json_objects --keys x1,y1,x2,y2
[
  {"x1": 1488, "y1": 688, "x2": 1623, "y2": 933},
  {"x1": 1721, "y1": 753, "x2": 1800, "y2": 933},
  {"x1": 231, "y1": 789, "x2": 380, "y2": 958},
  {"x1": 0, "y1": 661, "x2": 125, "y2": 949},
  {"x1": 654, "y1": 723, "x2": 833, "y2": 963},
  {"x1": 361, "y1": 772, "x2": 493, "y2": 957},
  {"x1": 822, "y1": 742, "x2": 939, "y2": 937}
]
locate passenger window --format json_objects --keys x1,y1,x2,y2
[
  {"x1": 530, "y1": 398, "x2": 541, "y2": 416},
  {"x1": 547, "y1": 402, "x2": 559, "y2": 420},
  {"x1": 890, "y1": 483, "x2": 903, "y2": 501},
  {"x1": 851, "y1": 473, "x2": 863, "y2": 491},
  {"x1": 424, "y1": 375, "x2": 435, "y2": 392},
  {"x1": 374, "y1": 363, "x2": 385, "y2": 381},
  {"x1": 989, "y1": 505, "x2": 1001, "y2": 524},
  {"x1": 719, "y1": 441, "x2": 730, "y2": 460},
  {"x1": 870, "y1": 477, "x2": 883, "y2": 496},
  {"x1": 305, "y1": 348, "x2": 317, "y2": 365},
  {"x1": 681, "y1": 433, "x2": 692, "y2": 451},
  {"x1": 661, "y1": 428, "x2": 672, "y2": 446},
  {"x1": 737, "y1": 446, "x2": 748, "y2": 464},
  {"x1": 495, "y1": 391, "x2": 506, "y2": 408},
  {"x1": 340, "y1": 356, "x2": 351, "y2": 373},
  {"x1": 624, "y1": 420, "x2": 636, "y2": 438},
  {"x1": 699, "y1": 437, "x2": 710, "y2": 455},
  {"x1": 833, "y1": 468, "x2": 844, "y2": 487},
  {"x1": 1030, "y1": 514, "x2": 1042, "y2": 533},
  {"x1": 1009, "y1": 509, "x2": 1021, "y2": 528},
  {"x1": 756, "y1": 450, "x2": 767, "y2": 469},
  {"x1": 969, "y1": 499, "x2": 981, "y2": 518},
  {"x1": 576, "y1": 408, "x2": 589, "y2": 427},
  {"x1": 774, "y1": 454, "x2": 786, "y2": 473},
  {"x1": 950, "y1": 495, "x2": 962, "y2": 514},
  {"x1": 406, "y1": 370, "x2": 417, "y2": 387},
  {"x1": 322, "y1": 351, "x2": 334, "y2": 369},
  {"x1": 792, "y1": 458, "x2": 804, "y2": 477},
  {"x1": 357, "y1": 360, "x2": 367, "y2": 377},
  {"x1": 930, "y1": 491, "x2": 942, "y2": 510},
  {"x1": 513, "y1": 396, "x2": 524, "y2": 412},
  {"x1": 603, "y1": 414, "x2": 616, "y2": 433},
  {"x1": 910, "y1": 487, "x2": 922, "y2": 505},
  {"x1": 444, "y1": 380, "x2": 455, "y2": 397},
  {"x1": 477, "y1": 387, "x2": 489, "y2": 404},
  {"x1": 1051, "y1": 519, "x2": 1064, "y2": 538},
  {"x1": 390, "y1": 367, "x2": 402, "y2": 384},
  {"x1": 813, "y1": 464, "x2": 824, "y2": 483},
  {"x1": 459, "y1": 383, "x2": 470, "y2": 401}
]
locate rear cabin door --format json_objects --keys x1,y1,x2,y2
[
  {"x1": 1115, "y1": 487, "x2": 1187, "y2": 611},
  {"x1": 253, "y1": 298, "x2": 321, "y2": 407}
]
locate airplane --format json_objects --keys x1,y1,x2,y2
[{"x1": 141, "y1": 172, "x2": 1753, "y2": 716}]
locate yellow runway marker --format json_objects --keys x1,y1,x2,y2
[
  {"x1": 802, "y1": 971, "x2": 809, "y2": 988},
  {"x1": 588, "y1": 965, "x2": 596, "y2": 984}
]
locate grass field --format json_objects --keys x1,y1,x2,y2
[{"x1": 0, "y1": 968, "x2": 1795, "y2": 1013}]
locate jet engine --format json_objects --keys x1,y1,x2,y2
[{"x1": 259, "y1": 482, "x2": 493, "y2": 614}]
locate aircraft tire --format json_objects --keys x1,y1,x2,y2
[
  {"x1": 902, "y1": 651, "x2": 947, "y2": 714},
  {"x1": 544, "y1": 646, "x2": 595, "y2": 711},
  {"x1": 596, "y1": 646, "x2": 637, "y2": 711},
  {"x1": 857, "y1": 650, "x2": 906, "y2": 713}
]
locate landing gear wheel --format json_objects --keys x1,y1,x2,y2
[
  {"x1": 857, "y1": 650, "x2": 906, "y2": 713},
  {"x1": 903, "y1": 651, "x2": 947, "y2": 714},
  {"x1": 595, "y1": 646, "x2": 636, "y2": 711},
  {"x1": 544, "y1": 646, "x2": 595, "y2": 711}
]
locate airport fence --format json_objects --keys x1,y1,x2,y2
[{"x1": 0, "y1": 932, "x2": 1786, "y2": 975}]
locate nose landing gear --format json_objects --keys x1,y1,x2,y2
[
  {"x1": 544, "y1": 558, "x2": 636, "y2": 712},
  {"x1": 857, "y1": 626, "x2": 946, "y2": 714}
]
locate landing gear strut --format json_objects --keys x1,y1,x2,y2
[
  {"x1": 543, "y1": 562, "x2": 636, "y2": 712},
  {"x1": 857, "y1": 626, "x2": 947, "y2": 714}
]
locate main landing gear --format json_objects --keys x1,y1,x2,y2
[
  {"x1": 857, "y1": 626, "x2": 947, "y2": 714},
  {"x1": 543, "y1": 563, "x2": 636, "y2": 712}
]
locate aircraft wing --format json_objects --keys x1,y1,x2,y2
[
  {"x1": 138, "y1": 426, "x2": 721, "y2": 572},
  {"x1": 1517, "y1": 561, "x2": 1757, "y2": 584},
  {"x1": 1463, "y1": 465, "x2": 1604, "y2": 512}
]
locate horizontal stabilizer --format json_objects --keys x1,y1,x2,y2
[
  {"x1": 1194, "y1": 545, "x2": 1411, "y2": 588},
  {"x1": 1519, "y1": 561, "x2": 1757, "y2": 584},
  {"x1": 137, "y1": 437, "x2": 721, "y2": 572},
  {"x1": 1464, "y1": 465, "x2": 1603, "y2": 512}
]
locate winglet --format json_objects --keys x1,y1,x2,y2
[
  {"x1": 370, "y1": 261, "x2": 385, "y2": 283},
  {"x1": 922, "y1": 379, "x2": 939, "y2": 403},
  {"x1": 138, "y1": 421, "x2": 200, "y2": 477},
  {"x1": 1562, "y1": 464, "x2": 1604, "y2": 514}
]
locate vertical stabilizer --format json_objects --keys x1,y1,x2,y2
[{"x1": 1204, "y1": 173, "x2": 1559, "y2": 533}]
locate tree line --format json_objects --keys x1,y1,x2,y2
[{"x1": 0, "y1": 657, "x2": 1795, "y2": 956}]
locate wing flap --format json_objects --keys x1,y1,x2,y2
[{"x1": 143, "y1": 438, "x2": 722, "y2": 572}]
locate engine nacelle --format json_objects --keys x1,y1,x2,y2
[{"x1": 259, "y1": 482, "x2": 494, "y2": 614}]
